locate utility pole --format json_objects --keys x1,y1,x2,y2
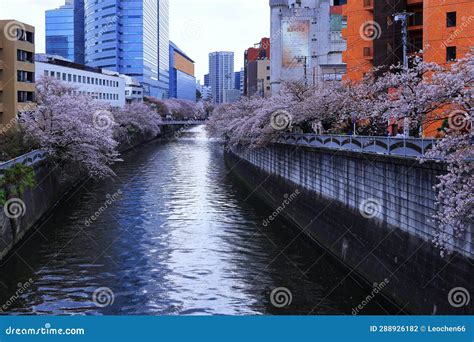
[
  {"x1": 393, "y1": 12, "x2": 413, "y2": 137},
  {"x1": 393, "y1": 12, "x2": 413, "y2": 69}
]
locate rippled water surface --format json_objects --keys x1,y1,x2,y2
[{"x1": 0, "y1": 127, "x2": 397, "y2": 315}]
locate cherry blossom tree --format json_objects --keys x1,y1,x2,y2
[
  {"x1": 112, "y1": 102, "x2": 162, "y2": 143},
  {"x1": 207, "y1": 51, "x2": 473, "y2": 255},
  {"x1": 19, "y1": 76, "x2": 120, "y2": 178}
]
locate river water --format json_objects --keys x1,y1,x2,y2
[{"x1": 0, "y1": 126, "x2": 397, "y2": 315}]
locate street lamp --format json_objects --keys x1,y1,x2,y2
[
  {"x1": 393, "y1": 12, "x2": 414, "y2": 69},
  {"x1": 393, "y1": 11, "x2": 414, "y2": 137}
]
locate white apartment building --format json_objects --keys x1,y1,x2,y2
[
  {"x1": 269, "y1": 0, "x2": 347, "y2": 93},
  {"x1": 35, "y1": 54, "x2": 125, "y2": 107}
]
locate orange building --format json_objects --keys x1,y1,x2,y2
[
  {"x1": 342, "y1": 0, "x2": 473, "y2": 81},
  {"x1": 342, "y1": 0, "x2": 473, "y2": 136}
]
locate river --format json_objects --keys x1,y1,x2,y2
[{"x1": 0, "y1": 126, "x2": 398, "y2": 315}]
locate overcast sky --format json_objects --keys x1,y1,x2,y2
[{"x1": 1, "y1": 0, "x2": 270, "y2": 82}]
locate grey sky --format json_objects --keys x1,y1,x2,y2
[{"x1": 0, "y1": 0, "x2": 270, "y2": 82}]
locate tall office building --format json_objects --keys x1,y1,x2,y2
[
  {"x1": 45, "y1": 0, "x2": 84, "y2": 64},
  {"x1": 45, "y1": 0, "x2": 75, "y2": 61},
  {"x1": 84, "y1": 0, "x2": 170, "y2": 98},
  {"x1": 157, "y1": 0, "x2": 170, "y2": 98},
  {"x1": 209, "y1": 52, "x2": 234, "y2": 104},
  {"x1": 74, "y1": 0, "x2": 85, "y2": 65}
]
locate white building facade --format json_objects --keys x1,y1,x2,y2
[
  {"x1": 209, "y1": 51, "x2": 234, "y2": 104},
  {"x1": 35, "y1": 54, "x2": 125, "y2": 107},
  {"x1": 269, "y1": 0, "x2": 346, "y2": 93},
  {"x1": 120, "y1": 74, "x2": 144, "y2": 104}
]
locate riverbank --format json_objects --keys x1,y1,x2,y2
[{"x1": 225, "y1": 144, "x2": 473, "y2": 315}]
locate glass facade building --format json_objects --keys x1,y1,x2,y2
[
  {"x1": 45, "y1": 1, "x2": 75, "y2": 61},
  {"x1": 84, "y1": 0, "x2": 169, "y2": 98},
  {"x1": 74, "y1": 0, "x2": 85, "y2": 64}
]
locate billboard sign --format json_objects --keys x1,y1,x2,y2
[{"x1": 282, "y1": 19, "x2": 310, "y2": 68}]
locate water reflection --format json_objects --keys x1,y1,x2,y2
[{"x1": 0, "y1": 127, "x2": 396, "y2": 315}]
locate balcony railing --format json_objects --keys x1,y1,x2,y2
[
  {"x1": 275, "y1": 134, "x2": 437, "y2": 159},
  {"x1": 0, "y1": 150, "x2": 47, "y2": 173}
]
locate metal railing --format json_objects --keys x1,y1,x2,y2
[
  {"x1": 0, "y1": 150, "x2": 47, "y2": 172},
  {"x1": 159, "y1": 120, "x2": 207, "y2": 126},
  {"x1": 275, "y1": 134, "x2": 437, "y2": 158}
]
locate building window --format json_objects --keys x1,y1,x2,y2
[
  {"x1": 17, "y1": 91, "x2": 34, "y2": 102},
  {"x1": 408, "y1": 12, "x2": 423, "y2": 26},
  {"x1": 17, "y1": 29, "x2": 34, "y2": 43},
  {"x1": 446, "y1": 46, "x2": 457, "y2": 61},
  {"x1": 62, "y1": 73, "x2": 66, "y2": 81},
  {"x1": 447, "y1": 12, "x2": 456, "y2": 27},
  {"x1": 50, "y1": 71, "x2": 55, "y2": 77},
  {"x1": 78, "y1": 75, "x2": 82, "y2": 83},
  {"x1": 17, "y1": 50, "x2": 34, "y2": 63},
  {"x1": 44, "y1": 70, "x2": 48, "y2": 76},
  {"x1": 68, "y1": 74, "x2": 72, "y2": 82},
  {"x1": 17, "y1": 70, "x2": 34, "y2": 83},
  {"x1": 73, "y1": 75, "x2": 77, "y2": 82}
]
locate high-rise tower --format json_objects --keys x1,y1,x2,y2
[
  {"x1": 209, "y1": 52, "x2": 234, "y2": 104},
  {"x1": 84, "y1": 0, "x2": 170, "y2": 98}
]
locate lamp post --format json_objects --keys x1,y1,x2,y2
[
  {"x1": 393, "y1": 12, "x2": 414, "y2": 69},
  {"x1": 393, "y1": 11, "x2": 414, "y2": 136}
]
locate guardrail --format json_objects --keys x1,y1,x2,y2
[
  {"x1": 159, "y1": 120, "x2": 208, "y2": 125},
  {"x1": 0, "y1": 150, "x2": 47, "y2": 172},
  {"x1": 275, "y1": 134, "x2": 437, "y2": 158}
]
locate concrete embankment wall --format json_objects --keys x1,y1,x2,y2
[
  {"x1": 0, "y1": 126, "x2": 183, "y2": 263},
  {"x1": 226, "y1": 144, "x2": 473, "y2": 315}
]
